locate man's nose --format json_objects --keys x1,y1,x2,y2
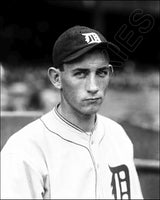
[{"x1": 86, "y1": 75, "x2": 99, "y2": 94}]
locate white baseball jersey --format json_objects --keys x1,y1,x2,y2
[{"x1": 1, "y1": 105, "x2": 143, "y2": 199}]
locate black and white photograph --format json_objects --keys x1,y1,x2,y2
[{"x1": 0, "y1": 0, "x2": 159, "y2": 199}]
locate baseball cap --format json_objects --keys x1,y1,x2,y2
[{"x1": 52, "y1": 25, "x2": 119, "y2": 68}]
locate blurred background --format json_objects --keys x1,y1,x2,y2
[{"x1": 0, "y1": 0, "x2": 159, "y2": 199}]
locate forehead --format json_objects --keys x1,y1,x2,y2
[{"x1": 63, "y1": 49, "x2": 110, "y2": 70}]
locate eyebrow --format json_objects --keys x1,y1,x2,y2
[
  {"x1": 97, "y1": 66, "x2": 110, "y2": 70},
  {"x1": 72, "y1": 68, "x2": 89, "y2": 72},
  {"x1": 72, "y1": 66, "x2": 110, "y2": 72}
]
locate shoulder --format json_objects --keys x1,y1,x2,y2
[
  {"x1": 97, "y1": 113, "x2": 125, "y2": 131},
  {"x1": 1, "y1": 113, "x2": 49, "y2": 155},
  {"x1": 97, "y1": 113, "x2": 133, "y2": 148},
  {"x1": 1, "y1": 114, "x2": 51, "y2": 177},
  {"x1": 12, "y1": 117, "x2": 44, "y2": 140}
]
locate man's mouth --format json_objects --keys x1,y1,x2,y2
[{"x1": 84, "y1": 97, "x2": 102, "y2": 103}]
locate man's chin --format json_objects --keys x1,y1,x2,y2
[{"x1": 81, "y1": 105, "x2": 100, "y2": 115}]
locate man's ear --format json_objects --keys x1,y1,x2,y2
[{"x1": 48, "y1": 67, "x2": 62, "y2": 89}]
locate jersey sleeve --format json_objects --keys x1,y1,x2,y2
[
  {"x1": 1, "y1": 123, "x2": 50, "y2": 200},
  {"x1": 106, "y1": 117, "x2": 144, "y2": 199},
  {"x1": 118, "y1": 124, "x2": 144, "y2": 199},
  {"x1": 1, "y1": 150, "x2": 46, "y2": 199},
  {"x1": 129, "y1": 160, "x2": 144, "y2": 199}
]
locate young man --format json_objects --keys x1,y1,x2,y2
[{"x1": 1, "y1": 25, "x2": 143, "y2": 199}]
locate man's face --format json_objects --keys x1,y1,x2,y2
[{"x1": 60, "y1": 50, "x2": 112, "y2": 116}]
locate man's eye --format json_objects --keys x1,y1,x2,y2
[
  {"x1": 74, "y1": 72, "x2": 87, "y2": 78},
  {"x1": 97, "y1": 70, "x2": 109, "y2": 77}
]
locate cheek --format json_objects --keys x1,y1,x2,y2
[
  {"x1": 99, "y1": 78, "x2": 110, "y2": 93},
  {"x1": 61, "y1": 79, "x2": 82, "y2": 100}
]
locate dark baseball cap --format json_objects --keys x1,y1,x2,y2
[{"x1": 52, "y1": 25, "x2": 119, "y2": 68}]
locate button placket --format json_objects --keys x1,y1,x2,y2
[
  {"x1": 89, "y1": 135, "x2": 100, "y2": 175},
  {"x1": 91, "y1": 140, "x2": 94, "y2": 145},
  {"x1": 97, "y1": 163, "x2": 99, "y2": 169},
  {"x1": 90, "y1": 135, "x2": 102, "y2": 199}
]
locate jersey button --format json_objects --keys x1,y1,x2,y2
[{"x1": 91, "y1": 140, "x2": 94, "y2": 145}]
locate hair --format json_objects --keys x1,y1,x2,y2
[{"x1": 57, "y1": 64, "x2": 64, "y2": 71}]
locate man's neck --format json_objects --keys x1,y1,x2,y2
[{"x1": 57, "y1": 103, "x2": 96, "y2": 133}]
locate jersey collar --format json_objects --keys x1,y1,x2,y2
[
  {"x1": 41, "y1": 104, "x2": 105, "y2": 148},
  {"x1": 55, "y1": 103, "x2": 97, "y2": 134}
]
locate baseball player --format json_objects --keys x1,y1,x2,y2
[{"x1": 1, "y1": 25, "x2": 143, "y2": 199}]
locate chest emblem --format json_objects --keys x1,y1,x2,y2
[{"x1": 109, "y1": 164, "x2": 130, "y2": 199}]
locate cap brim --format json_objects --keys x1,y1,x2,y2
[{"x1": 63, "y1": 41, "x2": 120, "y2": 66}]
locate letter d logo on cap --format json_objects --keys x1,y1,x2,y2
[{"x1": 82, "y1": 32, "x2": 102, "y2": 44}]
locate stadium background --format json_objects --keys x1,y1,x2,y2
[{"x1": 0, "y1": 0, "x2": 159, "y2": 199}]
